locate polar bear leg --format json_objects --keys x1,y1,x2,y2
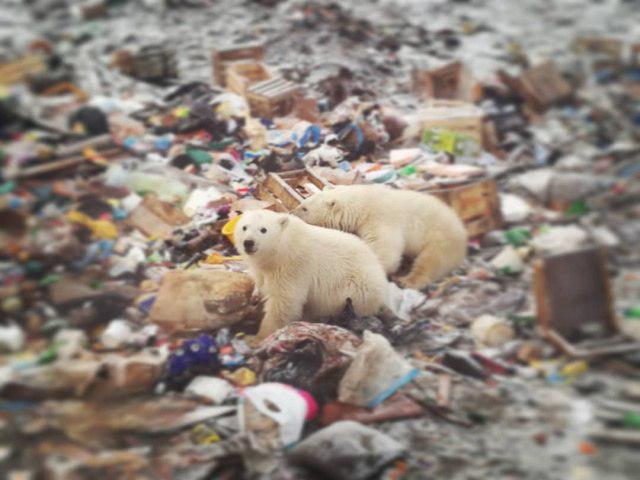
[
  {"x1": 363, "y1": 227, "x2": 404, "y2": 275},
  {"x1": 395, "y1": 247, "x2": 447, "y2": 290},
  {"x1": 257, "y1": 292, "x2": 304, "y2": 338}
]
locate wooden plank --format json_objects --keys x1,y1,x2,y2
[
  {"x1": 15, "y1": 146, "x2": 120, "y2": 179},
  {"x1": 0, "y1": 54, "x2": 47, "y2": 85}
]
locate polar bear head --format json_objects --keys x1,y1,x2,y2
[
  {"x1": 293, "y1": 187, "x2": 359, "y2": 232},
  {"x1": 234, "y1": 210, "x2": 291, "y2": 259}
]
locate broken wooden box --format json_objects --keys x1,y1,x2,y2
[
  {"x1": 499, "y1": 61, "x2": 572, "y2": 112},
  {"x1": 534, "y1": 247, "x2": 640, "y2": 358},
  {"x1": 412, "y1": 61, "x2": 477, "y2": 101},
  {"x1": 255, "y1": 168, "x2": 333, "y2": 212},
  {"x1": 211, "y1": 42, "x2": 265, "y2": 86},
  {"x1": 225, "y1": 61, "x2": 271, "y2": 96},
  {"x1": 416, "y1": 99, "x2": 484, "y2": 143},
  {"x1": 112, "y1": 46, "x2": 178, "y2": 83},
  {"x1": 426, "y1": 177, "x2": 502, "y2": 238},
  {"x1": 246, "y1": 77, "x2": 301, "y2": 118}
]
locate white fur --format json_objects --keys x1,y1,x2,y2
[
  {"x1": 234, "y1": 210, "x2": 390, "y2": 338},
  {"x1": 293, "y1": 184, "x2": 467, "y2": 290}
]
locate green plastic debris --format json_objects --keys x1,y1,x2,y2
[
  {"x1": 38, "y1": 274, "x2": 61, "y2": 287},
  {"x1": 38, "y1": 343, "x2": 60, "y2": 364},
  {"x1": 624, "y1": 306, "x2": 640, "y2": 319},
  {"x1": 209, "y1": 138, "x2": 235, "y2": 150},
  {"x1": 565, "y1": 199, "x2": 589, "y2": 217},
  {"x1": 0, "y1": 180, "x2": 15, "y2": 194},
  {"x1": 397, "y1": 165, "x2": 417, "y2": 176},
  {"x1": 504, "y1": 227, "x2": 531, "y2": 247},
  {"x1": 24, "y1": 260, "x2": 44, "y2": 278},
  {"x1": 423, "y1": 128, "x2": 480, "y2": 157},
  {"x1": 146, "y1": 252, "x2": 164, "y2": 264},
  {"x1": 623, "y1": 412, "x2": 640, "y2": 429},
  {"x1": 187, "y1": 149, "x2": 213, "y2": 165},
  {"x1": 508, "y1": 313, "x2": 536, "y2": 328}
]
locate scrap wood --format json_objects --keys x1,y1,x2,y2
[
  {"x1": 588, "y1": 428, "x2": 640, "y2": 446},
  {"x1": 15, "y1": 146, "x2": 122, "y2": 179}
]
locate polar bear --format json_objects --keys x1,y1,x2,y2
[
  {"x1": 293, "y1": 184, "x2": 467, "y2": 290},
  {"x1": 234, "y1": 209, "x2": 390, "y2": 339}
]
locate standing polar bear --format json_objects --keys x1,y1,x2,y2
[
  {"x1": 293, "y1": 184, "x2": 467, "y2": 290},
  {"x1": 234, "y1": 209, "x2": 390, "y2": 339}
]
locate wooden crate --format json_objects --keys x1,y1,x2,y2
[
  {"x1": 212, "y1": 43, "x2": 265, "y2": 86},
  {"x1": 413, "y1": 61, "x2": 464, "y2": 100},
  {"x1": 499, "y1": 61, "x2": 571, "y2": 112},
  {"x1": 246, "y1": 77, "x2": 301, "y2": 118},
  {"x1": 426, "y1": 177, "x2": 502, "y2": 237},
  {"x1": 0, "y1": 54, "x2": 47, "y2": 85},
  {"x1": 226, "y1": 62, "x2": 271, "y2": 96},
  {"x1": 533, "y1": 247, "x2": 640, "y2": 358},
  {"x1": 255, "y1": 168, "x2": 333, "y2": 212},
  {"x1": 112, "y1": 47, "x2": 178, "y2": 82},
  {"x1": 417, "y1": 99, "x2": 484, "y2": 142}
]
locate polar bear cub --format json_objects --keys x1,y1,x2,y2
[
  {"x1": 234, "y1": 209, "x2": 390, "y2": 339},
  {"x1": 293, "y1": 184, "x2": 467, "y2": 290}
]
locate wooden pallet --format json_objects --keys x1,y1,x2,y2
[
  {"x1": 255, "y1": 168, "x2": 333, "y2": 212},
  {"x1": 426, "y1": 177, "x2": 502, "y2": 237},
  {"x1": 533, "y1": 247, "x2": 640, "y2": 358},
  {"x1": 0, "y1": 54, "x2": 47, "y2": 85},
  {"x1": 212, "y1": 43, "x2": 265, "y2": 87},
  {"x1": 246, "y1": 76, "x2": 301, "y2": 118}
]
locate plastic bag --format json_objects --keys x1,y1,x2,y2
[{"x1": 338, "y1": 331, "x2": 419, "y2": 408}]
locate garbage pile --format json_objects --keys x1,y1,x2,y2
[{"x1": 1, "y1": 0, "x2": 640, "y2": 478}]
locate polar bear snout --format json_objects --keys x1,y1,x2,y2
[{"x1": 243, "y1": 239, "x2": 256, "y2": 254}]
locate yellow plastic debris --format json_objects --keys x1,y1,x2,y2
[
  {"x1": 83, "y1": 147, "x2": 109, "y2": 166},
  {"x1": 221, "y1": 215, "x2": 242, "y2": 245},
  {"x1": 173, "y1": 106, "x2": 190, "y2": 118},
  {"x1": 190, "y1": 424, "x2": 221, "y2": 445},
  {"x1": 203, "y1": 252, "x2": 243, "y2": 265},
  {"x1": 560, "y1": 360, "x2": 588, "y2": 378},
  {"x1": 66, "y1": 210, "x2": 118, "y2": 239},
  {"x1": 221, "y1": 367, "x2": 256, "y2": 387}
]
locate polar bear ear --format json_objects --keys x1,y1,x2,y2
[
  {"x1": 327, "y1": 199, "x2": 337, "y2": 209},
  {"x1": 279, "y1": 216, "x2": 289, "y2": 229}
]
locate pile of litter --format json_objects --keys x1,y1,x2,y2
[{"x1": 1, "y1": 1, "x2": 639, "y2": 478}]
